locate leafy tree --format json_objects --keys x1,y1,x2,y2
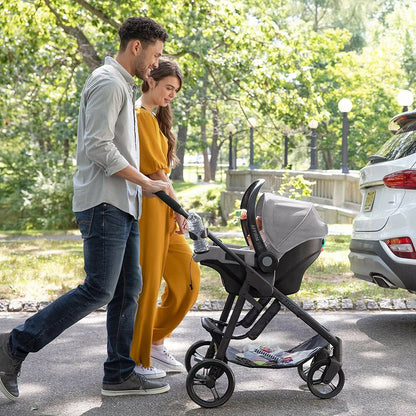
[{"x1": 1, "y1": 0, "x2": 416, "y2": 229}]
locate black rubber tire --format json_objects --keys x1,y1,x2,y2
[
  {"x1": 184, "y1": 340, "x2": 216, "y2": 372},
  {"x1": 298, "y1": 349, "x2": 330, "y2": 382},
  {"x1": 186, "y1": 359, "x2": 235, "y2": 408},
  {"x1": 307, "y1": 359, "x2": 345, "y2": 399},
  {"x1": 297, "y1": 357, "x2": 314, "y2": 382}
]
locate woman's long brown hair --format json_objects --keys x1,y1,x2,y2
[{"x1": 141, "y1": 58, "x2": 183, "y2": 168}]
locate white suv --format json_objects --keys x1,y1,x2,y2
[{"x1": 349, "y1": 110, "x2": 416, "y2": 293}]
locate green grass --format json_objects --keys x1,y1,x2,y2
[
  {"x1": 202, "y1": 234, "x2": 416, "y2": 303},
  {"x1": 1, "y1": 181, "x2": 416, "y2": 304},
  {"x1": 0, "y1": 239, "x2": 85, "y2": 301},
  {"x1": 1, "y1": 233, "x2": 416, "y2": 303}
]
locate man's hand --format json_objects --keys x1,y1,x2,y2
[{"x1": 142, "y1": 179, "x2": 169, "y2": 198}]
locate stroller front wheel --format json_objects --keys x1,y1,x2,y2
[
  {"x1": 185, "y1": 340, "x2": 217, "y2": 372},
  {"x1": 306, "y1": 359, "x2": 345, "y2": 399},
  {"x1": 186, "y1": 359, "x2": 235, "y2": 408}
]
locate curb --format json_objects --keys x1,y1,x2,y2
[{"x1": 1, "y1": 298, "x2": 416, "y2": 313}]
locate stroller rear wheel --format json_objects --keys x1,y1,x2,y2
[
  {"x1": 297, "y1": 358, "x2": 314, "y2": 382},
  {"x1": 186, "y1": 359, "x2": 235, "y2": 408},
  {"x1": 185, "y1": 340, "x2": 217, "y2": 372},
  {"x1": 298, "y1": 348, "x2": 330, "y2": 382},
  {"x1": 306, "y1": 359, "x2": 345, "y2": 399}
]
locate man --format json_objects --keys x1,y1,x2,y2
[{"x1": 0, "y1": 16, "x2": 171, "y2": 400}]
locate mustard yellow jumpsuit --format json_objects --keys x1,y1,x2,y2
[{"x1": 130, "y1": 109, "x2": 201, "y2": 368}]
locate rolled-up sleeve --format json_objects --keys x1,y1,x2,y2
[{"x1": 84, "y1": 78, "x2": 129, "y2": 176}]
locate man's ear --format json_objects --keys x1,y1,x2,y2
[{"x1": 131, "y1": 40, "x2": 142, "y2": 56}]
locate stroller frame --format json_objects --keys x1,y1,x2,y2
[{"x1": 157, "y1": 179, "x2": 344, "y2": 408}]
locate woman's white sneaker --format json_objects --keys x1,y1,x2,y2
[
  {"x1": 151, "y1": 345, "x2": 184, "y2": 372},
  {"x1": 134, "y1": 364, "x2": 166, "y2": 379}
]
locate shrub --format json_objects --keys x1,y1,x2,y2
[
  {"x1": 2, "y1": 166, "x2": 76, "y2": 230},
  {"x1": 278, "y1": 171, "x2": 314, "y2": 200},
  {"x1": 183, "y1": 185, "x2": 225, "y2": 225}
]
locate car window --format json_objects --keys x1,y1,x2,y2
[{"x1": 374, "y1": 121, "x2": 416, "y2": 161}]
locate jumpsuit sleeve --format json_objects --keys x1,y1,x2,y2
[{"x1": 136, "y1": 109, "x2": 170, "y2": 176}]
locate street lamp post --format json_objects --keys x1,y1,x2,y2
[
  {"x1": 396, "y1": 89, "x2": 414, "y2": 112},
  {"x1": 282, "y1": 125, "x2": 291, "y2": 169},
  {"x1": 283, "y1": 135, "x2": 289, "y2": 168},
  {"x1": 308, "y1": 119, "x2": 318, "y2": 170},
  {"x1": 338, "y1": 98, "x2": 352, "y2": 174},
  {"x1": 248, "y1": 117, "x2": 257, "y2": 170},
  {"x1": 226, "y1": 123, "x2": 236, "y2": 170}
]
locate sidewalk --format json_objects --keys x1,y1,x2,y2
[{"x1": 1, "y1": 310, "x2": 415, "y2": 416}]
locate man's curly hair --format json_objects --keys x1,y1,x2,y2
[{"x1": 118, "y1": 17, "x2": 168, "y2": 51}]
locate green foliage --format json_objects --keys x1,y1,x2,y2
[
  {"x1": 226, "y1": 198, "x2": 244, "y2": 227},
  {"x1": 187, "y1": 186, "x2": 224, "y2": 223},
  {"x1": 2, "y1": 162, "x2": 76, "y2": 230},
  {"x1": 278, "y1": 171, "x2": 314, "y2": 200},
  {"x1": 21, "y1": 167, "x2": 76, "y2": 230},
  {"x1": 175, "y1": 183, "x2": 225, "y2": 224},
  {"x1": 1, "y1": 0, "x2": 416, "y2": 228}
]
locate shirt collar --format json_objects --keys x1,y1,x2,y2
[{"x1": 104, "y1": 56, "x2": 136, "y2": 88}]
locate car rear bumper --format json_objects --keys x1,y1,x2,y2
[{"x1": 349, "y1": 239, "x2": 416, "y2": 292}]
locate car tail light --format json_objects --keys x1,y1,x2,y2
[
  {"x1": 383, "y1": 169, "x2": 416, "y2": 189},
  {"x1": 385, "y1": 237, "x2": 416, "y2": 259}
]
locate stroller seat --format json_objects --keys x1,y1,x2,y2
[
  {"x1": 195, "y1": 180, "x2": 327, "y2": 296},
  {"x1": 195, "y1": 244, "x2": 258, "y2": 295}
]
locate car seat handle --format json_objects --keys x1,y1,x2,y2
[
  {"x1": 240, "y1": 179, "x2": 265, "y2": 246},
  {"x1": 246, "y1": 180, "x2": 268, "y2": 253}
]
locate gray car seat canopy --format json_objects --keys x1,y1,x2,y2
[{"x1": 257, "y1": 193, "x2": 328, "y2": 261}]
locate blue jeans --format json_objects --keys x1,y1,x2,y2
[{"x1": 8, "y1": 203, "x2": 142, "y2": 383}]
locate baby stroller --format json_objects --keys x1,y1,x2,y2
[{"x1": 156, "y1": 179, "x2": 344, "y2": 408}]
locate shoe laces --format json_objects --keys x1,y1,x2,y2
[
  {"x1": 161, "y1": 346, "x2": 174, "y2": 359},
  {"x1": 131, "y1": 370, "x2": 146, "y2": 383},
  {"x1": 141, "y1": 365, "x2": 156, "y2": 371}
]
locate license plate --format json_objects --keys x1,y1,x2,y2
[{"x1": 363, "y1": 191, "x2": 375, "y2": 212}]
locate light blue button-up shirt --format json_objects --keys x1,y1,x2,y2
[{"x1": 73, "y1": 56, "x2": 142, "y2": 219}]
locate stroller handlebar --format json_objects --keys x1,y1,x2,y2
[{"x1": 154, "y1": 191, "x2": 189, "y2": 219}]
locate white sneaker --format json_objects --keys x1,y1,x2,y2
[
  {"x1": 151, "y1": 345, "x2": 184, "y2": 372},
  {"x1": 134, "y1": 364, "x2": 166, "y2": 379}
]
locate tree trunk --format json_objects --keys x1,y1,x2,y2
[
  {"x1": 209, "y1": 106, "x2": 220, "y2": 181},
  {"x1": 201, "y1": 99, "x2": 211, "y2": 182},
  {"x1": 45, "y1": 0, "x2": 102, "y2": 71},
  {"x1": 322, "y1": 149, "x2": 333, "y2": 169},
  {"x1": 170, "y1": 124, "x2": 187, "y2": 181}
]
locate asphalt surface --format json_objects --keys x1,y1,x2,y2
[{"x1": 0, "y1": 309, "x2": 415, "y2": 416}]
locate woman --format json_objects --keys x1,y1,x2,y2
[{"x1": 130, "y1": 59, "x2": 201, "y2": 379}]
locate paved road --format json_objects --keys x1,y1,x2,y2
[{"x1": 0, "y1": 310, "x2": 415, "y2": 416}]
